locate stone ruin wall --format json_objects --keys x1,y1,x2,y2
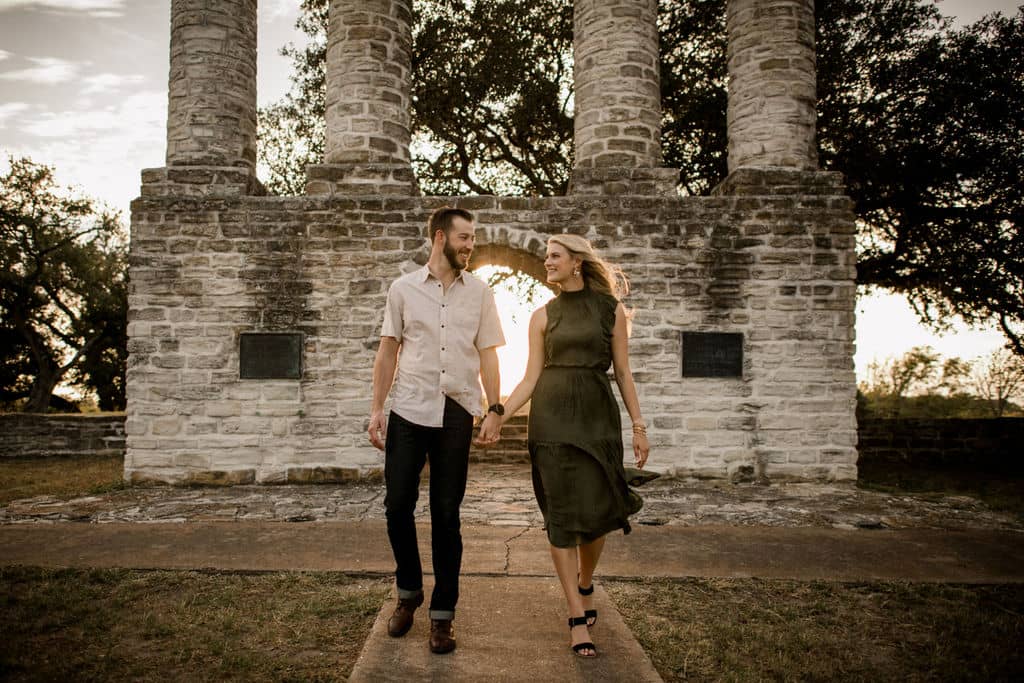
[{"x1": 126, "y1": 0, "x2": 857, "y2": 485}]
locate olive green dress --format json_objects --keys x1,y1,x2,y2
[{"x1": 528, "y1": 285, "x2": 643, "y2": 548}]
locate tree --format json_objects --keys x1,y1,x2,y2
[
  {"x1": 819, "y1": 4, "x2": 1024, "y2": 356},
  {"x1": 260, "y1": 0, "x2": 1024, "y2": 354},
  {"x1": 971, "y1": 349, "x2": 1024, "y2": 417},
  {"x1": 257, "y1": 0, "x2": 573, "y2": 196},
  {"x1": 860, "y1": 346, "x2": 940, "y2": 416},
  {"x1": 0, "y1": 157, "x2": 128, "y2": 412},
  {"x1": 658, "y1": 0, "x2": 728, "y2": 195}
]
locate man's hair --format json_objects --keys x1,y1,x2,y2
[{"x1": 427, "y1": 207, "x2": 474, "y2": 241}]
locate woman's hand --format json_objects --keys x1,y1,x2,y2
[
  {"x1": 474, "y1": 412, "x2": 502, "y2": 446},
  {"x1": 633, "y1": 432, "x2": 649, "y2": 468}
]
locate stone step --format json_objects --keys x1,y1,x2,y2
[{"x1": 470, "y1": 414, "x2": 529, "y2": 464}]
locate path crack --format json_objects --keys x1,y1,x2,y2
[{"x1": 502, "y1": 526, "x2": 531, "y2": 574}]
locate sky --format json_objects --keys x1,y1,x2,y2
[{"x1": 0, "y1": 0, "x2": 1019, "y2": 387}]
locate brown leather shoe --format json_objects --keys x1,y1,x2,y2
[
  {"x1": 429, "y1": 618, "x2": 456, "y2": 654},
  {"x1": 387, "y1": 592, "x2": 423, "y2": 638}
]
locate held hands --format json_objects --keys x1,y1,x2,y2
[
  {"x1": 474, "y1": 412, "x2": 502, "y2": 446},
  {"x1": 368, "y1": 411, "x2": 387, "y2": 450}
]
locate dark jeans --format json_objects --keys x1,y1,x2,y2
[{"x1": 384, "y1": 397, "x2": 473, "y2": 620}]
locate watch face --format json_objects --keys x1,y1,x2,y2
[{"x1": 489, "y1": 404, "x2": 504, "y2": 416}]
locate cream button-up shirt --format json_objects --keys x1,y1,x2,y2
[{"x1": 381, "y1": 265, "x2": 505, "y2": 427}]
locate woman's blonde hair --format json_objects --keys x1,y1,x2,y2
[{"x1": 547, "y1": 234, "x2": 629, "y2": 301}]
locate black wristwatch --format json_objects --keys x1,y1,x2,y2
[{"x1": 487, "y1": 403, "x2": 505, "y2": 417}]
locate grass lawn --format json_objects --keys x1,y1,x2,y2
[
  {"x1": 0, "y1": 455, "x2": 125, "y2": 505},
  {"x1": 608, "y1": 577, "x2": 1024, "y2": 682},
  {"x1": 0, "y1": 567, "x2": 389, "y2": 682}
]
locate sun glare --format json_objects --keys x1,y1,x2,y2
[{"x1": 474, "y1": 264, "x2": 555, "y2": 396}]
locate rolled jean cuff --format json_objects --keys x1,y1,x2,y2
[
  {"x1": 429, "y1": 609, "x2": 455, "y2": 621},
  {"x1": 397, "y1": 587, "x2": 423, "y2": 600}
]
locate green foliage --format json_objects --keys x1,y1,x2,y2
[
  {"x1": 259, "y1": 0, "x2": 1024, "y2": 354},
  {"x1": 0, "y1": 156, "x2": 127, "y2": 412},
  {"x1": 859, "y1": 346, "x2": 1024, "y2": 418}
]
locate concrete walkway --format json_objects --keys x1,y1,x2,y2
[
  {"x1": 1, "y1": 521, "x2": 1023, "y2": 583},
  {"x1": 348, "y1": 578, "x2": 663, "y2": 683}
]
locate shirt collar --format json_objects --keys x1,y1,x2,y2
[{"x1": 419, "y1": 264, "x2": 466, "y2": 286}]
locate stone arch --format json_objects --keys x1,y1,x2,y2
[{"x1": 471, "y1": 225, "x2": 560, "y2": 291}]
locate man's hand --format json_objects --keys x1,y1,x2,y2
[
  {"x1": 474, "y1": 412, "x2": 502, "y2": 446},
  {"x1": 368, "y1": 411, "x2": 387, "y2": 450}
]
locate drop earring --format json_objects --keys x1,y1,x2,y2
[{"x1": 573, "y1": 266, "x2": 581, "y2": 277}]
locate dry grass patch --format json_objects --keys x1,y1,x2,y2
[
  {"x1": 0, "y1": 455, "x2": 125, "y2": 505},
  {"x1": 0, "y1": 567, "x2": 389, "y2": 682},
  {"x1": 607, "y1": 577, "x2": 1024, "y2": 682}
]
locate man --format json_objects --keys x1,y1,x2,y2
[{"x1": 368, "y1": 207, "x2": 505, "y2": 654}]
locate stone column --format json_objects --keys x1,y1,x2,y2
[
  {"x1": 307, "y1": 0, "x2": 418, "y2": 195},
  {"x1": 569, "y1": 0, "x2": 677, "y2": 195},
  {"x1": 726, "y1": 0, "x2": 817, "y2": 171},
  {"x1": 144, "y1": 0, "x2": 261, "y2": 196}
]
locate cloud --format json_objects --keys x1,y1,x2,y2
[
  {"x1": 0, "y1": 0, "x2": 127, "y2": 17},
  {"x1": 19, "y1": 90, "x2": 163, "y2": 138},
  {"x1": 22, "y1": 109, "x2": 120, "y2": 137},
  {"x1": 81, "y1": 72, "x2": 146, "y2": 95},
  {"x1": 7, "y1": 89, "x2": 166, "y2": 217},
  {"x1": 0, "y1": 56, "x2": 80, "y2": 84},
  {"x1": 261, "y1": 0, "x2": 294, "y2": 20},
  {"x1": 0, "y1": 50, "x2": 12, "y2": 62},
  {"x1": 0, "y1": 101, "x2": 31, "y2": 128}
]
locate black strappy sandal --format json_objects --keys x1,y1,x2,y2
[
  {"x1": 568, "y1": 616, "x2": 597, "y2": 658},
  {"x1": 578, "y1": 583, "x2": 598, "y2": 627}
]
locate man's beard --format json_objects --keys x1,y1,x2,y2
[{"x1": 444, "y1": 240, "x2": 468, "y2": 272}]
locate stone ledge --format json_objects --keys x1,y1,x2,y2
[
  {"x1": 125, "y1": 466, "x2": 386, "y2": 486},
  {"x1": 305, "y1": 163, "x2": 420, "y2": 197},
  {"x1": 712, "y1": 168, "x2": 847, "y2": 196},
  {"x1": 140, "y1": 166, "x2": 265, "y2": 198},
  {"x1": 569, "y1": 166, "x2": 680, "y2": 196}
]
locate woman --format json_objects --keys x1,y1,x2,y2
[{"x1": 483, "y1": 234, "x2": 649, "y2": 658}]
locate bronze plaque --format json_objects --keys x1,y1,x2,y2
[
  {"x1": 681, "y1": 332, "x2": 743, "y2": 378},
  {"x1": 239, "y1": 332, "x2": 303, "y2": 380}
]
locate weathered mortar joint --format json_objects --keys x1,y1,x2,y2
[
  {"x1": 711, "y1": 168, "x2": 845, "y2": 197},
  {"x1": 569, "y1": 167, "x2": 681, "y2": 197},
  {"x1": 305, "y1": 163, "x2": 420, "y2": 196}
]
